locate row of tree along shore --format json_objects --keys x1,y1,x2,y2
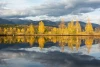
[{"x1": 0, "y1": 18, "x2": 100, "y2": 36}]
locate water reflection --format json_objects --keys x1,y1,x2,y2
[
  {"x1": 0, "y1": 36, "x2": 100, "y2": 67},
  {"x1": 0, "y1": 36, "x2": 100, "y2": 53}
]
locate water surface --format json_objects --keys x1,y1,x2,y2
[{"x1": 0, "y1": 36, "x2": 100, "y2": 67}]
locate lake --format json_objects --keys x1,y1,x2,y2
[{"x1": 0, "y1": 36, "x2": 100, "y2": 67}]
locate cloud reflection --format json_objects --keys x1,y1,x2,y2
[{"x1": 0, "y1": 50, "x2": 100, "y2": 67}]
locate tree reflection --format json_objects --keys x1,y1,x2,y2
[
  {"x1": 38, "y1": 37, "x2": 45, "y2": 49},
  {"x1": 75, "y1": 37, "x2": 81, "y2": 51},
  {"x1": 28, "y1": 36, "x2": 35, "y2": 47},
  {"x1": 0, "y1": 36, "x2": 99, "y2": 53},
  {"x1": 85, "y1": 37, "x2": 93, "y2": 53}
]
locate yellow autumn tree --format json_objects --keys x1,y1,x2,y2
[
  {"x1": 67, "y1": 20, "x2": 75, "y2": 34},
  {"x1": 17, "y1": 28, "x2": 21, "y2": 34},
  {"x1": 0, "y1": 27, "x2": 2, "y2": 34},
  {"x1": 9, "y1": 27, "x2": 13, "y2": 35},
  {"x1": 29, "y1": 23, "x2": 35, "y2": 35},
  {"x1": 67, "y1": 22, "x2": 71, "y2": 34},
  {"x1": 75, "y1": 19, "x2": 81, "y2": 34},
  {"x1": 3, "y1": 28, "x2": 7, "y2": 34},
  {"x1": 59, "y1": 19, "x2": 66, "y2": 29},
  {"x1": 85, "y1": 18, "x2": 94, "y2": 34},
  {"x1": 58, "y1": 19, "x2": 66, "y2": 35},
  {"x1": 21, "y1": 28, "x2": 25, "y2": 34},
  {"x1": 26, "y1": 28, "x2": 29, "y2": 35},
  {"x1": 38, "y1": 21, "x2": 45, "y2": 34},
  {"x1": 51, "y1": 27, "x2": 57, "y2": 34},
  {"x1": 13, "y1": 28, "x2": 17, "y2": 35},
  {"x1": 63, "y1": 27, "x2": 68, "y2": 35}
]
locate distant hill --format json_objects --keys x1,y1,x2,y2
[
  {"x1": 9, "y1": 19, "x2": 57, "y2": 27},
  {"x1": 0, "y1": 18, "x2": 14, "y2": 24},
  {"x1": 0, "y1": 18, "x2": 99, "y2": 29},
  {"x1": 8, "y1": 19, "x2": 33, "y2": 25},
  {"x1": 60, "y1": 21, "x2": 99, "y2": 28}
]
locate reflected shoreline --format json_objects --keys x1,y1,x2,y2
[
  {"x1": 1, "y1": 35, "x2": 100, "y2": 36},
  {"x1": 0, "y1": 36, "x2": 100, "y2": 53}
]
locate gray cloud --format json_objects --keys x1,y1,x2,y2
[
  {"x1": 0, "y1": 0, "x2": 100, "y2": 19},
  {"x1": 25, "y1": 0, "x2": 100, "y2": 17}
]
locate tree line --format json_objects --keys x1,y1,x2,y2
[{"x1": 0, "y1": 18, "x2": 100, "y2": 35}]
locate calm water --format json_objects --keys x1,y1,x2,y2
[{"x1": 0, "y1": 36, "x2": 100, "y2": 67}]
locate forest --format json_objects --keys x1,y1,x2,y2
[{"x1": 0, "y1": 18, "x2": 100, "y2": 35}]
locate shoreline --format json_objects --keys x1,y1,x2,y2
[{"x1": 0, "y1": 34, "x2": 100, "y2": 36}]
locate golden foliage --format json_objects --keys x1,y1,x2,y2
[
  {"x1": 85, "y1": 18, "x2": 94, "y2": 34},
  {"x1": 75, "y1": 19, "x2": 81, "y2": 34},
  {"x1": 58, "y1": 19, "x2": 66, "y2": 34},
  {"x1": 51, "y1": 27, "x2": 57, "y2": 34},
  {"x1": 3, "y1": 28, "x2": 7, "y2": 34},
  {"x1": 0, "y1": 18, "x2": 97, "y2": 35},
  {"x1": 17, "y1": 29, "x2": 21, "y2": 34},
  {"x1": 28, "y1": 23, "x2": 35, "y2": 35},
  {"x1": 38, "y1": 21, "x2": 45, "y2": 34}
]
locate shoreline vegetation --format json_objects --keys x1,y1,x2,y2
[
  {"x1": 0, "y1": 18, "x2": 100, "y2": 36},
  {"x1": 1, "y1": 34, "x2": 100, "y2": 36}
]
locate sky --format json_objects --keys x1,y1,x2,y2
[{"x1": 0, "y1": 0, "x2": 100, "y2": 24}]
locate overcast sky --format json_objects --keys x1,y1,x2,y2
[{"x1": 0, "y1": 0, "x2": 100, "y2": 24}]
